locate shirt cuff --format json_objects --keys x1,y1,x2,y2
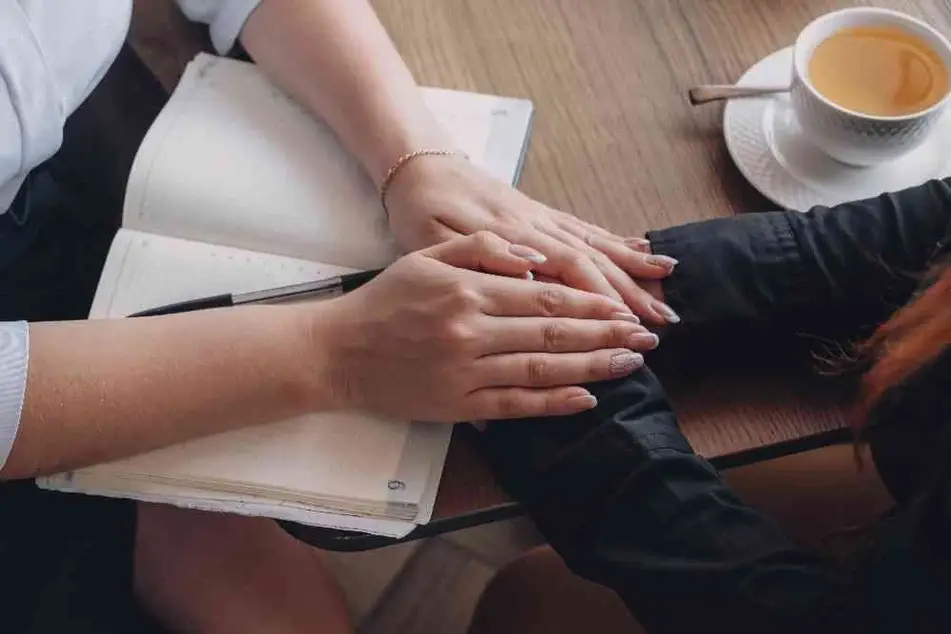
[
  {"x1": 0, "y1": 322, "x2": 28, "y2": 471},
  {"x1": 647, "y1": 211, "x2": 807, "y2": 327},
  {"x1": 177, "y1": 0, "x2": 262, "y2": 55}
]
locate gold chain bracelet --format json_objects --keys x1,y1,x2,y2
[{"x1": 379, "y1": 149, "x2": 468, "y2": 216}]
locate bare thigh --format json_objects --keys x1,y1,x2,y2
[{"x1": 134, "y1": 503, "x2": 353, "y2": 634}]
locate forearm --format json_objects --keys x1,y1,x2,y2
[
  {"x1": 482, "y1": 372, "x2": 844, "y2": 633},
  {"x1": 648, "y1": 178, "x2": 951, "y2": 334},
  {"x1": 2, "y1": 305, "x2": 333, "y2": 479},
  {"x1": 240, "y1": 0, "x2": 449, "y2": 184}
]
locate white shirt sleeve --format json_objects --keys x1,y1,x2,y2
[
  {"x1": 0, "y1": 322, "x2": 28, "y2": 471},
  {"x1": 0, "y1": 3, "x2": 67, "y2": 211},
  {"x1": 176, "y1": 0, "x2": 263, "y2": 55},
  {"x1": 0, "y1": 1, "x2": 131, "y2": 211}
]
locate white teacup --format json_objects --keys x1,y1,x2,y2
[{"x1": 790, "y1": 8, "x2": 951, "y2": 166}]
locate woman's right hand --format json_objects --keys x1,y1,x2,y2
[{"x1": 311, "y1": 232, "x2": 658, "y2": 423}]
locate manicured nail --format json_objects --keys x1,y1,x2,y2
[
  {"x1": 611, "y1": 311, "x2": 640, "y2": 324},
  {"x1": 652, "y1": 300, "x2": 681, "y2": 324},
  {"x1": 630, "y1": 332, "x2": 660, "y2": 350},
  {"x1": 645, "y1": 254, "x2": 678, "y2": 270},
  {"x1": 566, "y1": 394, "x2": 598, "y2": 412},
  {"x1": 523, "y1": 270, "x2": 535, "y2": 281},
  {"x1": 626, "y1": 238, "x2": 651, "y2": 252},
  {"x1": 609, "y1": 351, "x2": 644, "y2": 375},
  {"x1": 509, "y1": 244, "x2": 547, "y2": 264}
]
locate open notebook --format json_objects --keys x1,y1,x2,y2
[{"x1": 37, "y1": 54, "x2": 533, "y2": 538}]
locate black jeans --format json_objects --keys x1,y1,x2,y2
[{"x1": 0, "y1": 46, "x2": 168, "y2": 634}]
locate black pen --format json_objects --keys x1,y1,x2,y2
[{"x1": 129, "y1": 269, "x2": 383, "y2": 317}]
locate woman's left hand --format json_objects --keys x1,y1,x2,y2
[{"x1": 383, "y1": 155, "x2": 679, "y2": 325}]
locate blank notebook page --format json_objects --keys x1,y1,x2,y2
[
  {"x1": 123, "y1": 54, "x2": 503, "y2": 271},
  {"x1": 91, "y1": 231, "x2": 353, "y2": 317}
]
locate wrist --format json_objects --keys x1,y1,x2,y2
[
  {"x1": 381, "y1": 151, "x2": 470, "y2": 217},
  {"x1": 363, "y1": 111, "x2": 454, "y2": 183},
  {"x1": 286, "y1": 303, "x2": 350, "y2": 412}
]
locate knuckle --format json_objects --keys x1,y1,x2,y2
[
  {"x1": 536, "y1": 287, "x2": 567, "y2": 316},
  {"x1": 526, "y1": 356, "x2": 552, "y2": 385},
  {"x1": 604, "y1": 322, "x2": 630, "y2": 347},
  {"x1": 443, "y1": 278, "x2": 467, "y2": 296},
  {"x1": 471, "y1": 230, "x2": 498, "y2": 250},
  {"x1": 586, "y1": 292, "x2": 618, "y2": 315},
  {"x1": 440, "y1": 319, "x2": 477, "y2": 347},
  {"x1": 446, "y1": 281, "x2": 481, "y2": 309},
  {"x1": 585, "y1": 248, "x2": 617, "y2": 273},
  {"x1": 458, "y1": 287, "x2": 483, "y2": 310},
  {"x1": 400, "y1": 253, "x2": 427, "y2": 272},
  {"x1": 565, "y1": 250, "x2": 589, "y2": 269},
  {"x1": 591, "y1": 250, "x2": 614, "y2": 269},
  {"x1": 541, "y1": 322, "x2": 569, "y2": 351},
  {"x1": 495, "y1": 393, "x2": 522, "y2": 418}
]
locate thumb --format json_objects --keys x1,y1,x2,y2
[{"x1": 422, "y1": 231, "x2": 546, "y2": 278}]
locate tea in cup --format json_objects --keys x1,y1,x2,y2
[{"x1": 790, "y1": 8, "x2": 951, "y2": 166}]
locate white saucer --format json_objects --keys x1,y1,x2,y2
[{"x1": 724, "y1": 47, "x2": 951, "y2": 211}]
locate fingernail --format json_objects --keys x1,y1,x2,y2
[
  {"x1": 509, "y1": 244, "x2": 547, "y2": 264},
  {"x1": 629, "y1": 332, "x2": 660, "y2": 350},
  {"x1": 611, "y1": 311, "x2": 640, "y2": 324},
  {"x1": 645, "y1": 254, "x2": 678, "y2": 270},
  {"x1": 566, "y1": 394, "x2": 598, "y2": 411},
  {"x1": 609, "y1": 351, "x2": 644, "y2": 375},
  {"x1": 523, "y1": 270, "x2": 535, "y2": 281},
  {"x1": 652, "y1": 300, "x2": 681, "y2": 324},
  {"x1": 626, "y1": 238, "x2": 651, "y2": 252}
]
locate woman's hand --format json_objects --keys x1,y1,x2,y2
[
  {"x1": 314, "y1": 232, "x2": 659, "y2": 422},
  {"x1": 383, "y1": 156, "x2": 679, "y2": 325}
]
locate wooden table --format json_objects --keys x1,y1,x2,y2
[
  {"x1": 290, "y1": 0, "x2": 951, "y2": 551},
  {"x1": 132, "y1": 0, "x2": 949, "y2": 550}
]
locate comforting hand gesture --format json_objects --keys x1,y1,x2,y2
[
  {"x1": 319, "y1": 232, "x2": 659, "y2": 422},
  {"x1": 383, "y1": 156, "x2": 679, "y2": 324}
]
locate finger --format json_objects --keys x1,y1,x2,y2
[
  {"x1": 548, "y1": 211, "x2": 647, "y2": 252},
  {"x1": 492, "y1": 226, "x2": 624, "y2": 303},
  {"x1": 597, "y1": 265, "x2": 668, "y2": 325},
  {"x1": 541, "y1": 225, "x2": 668, "y2": 324},
  {"x1": 595, "y1": 259, "x2": 664, "y2": 323},
  {"x1": 476, "y1": 316, "x2": 658, "y2": 354},
  {"x1": 422, "y1": 231, "x2": 545, "y2": 277},
  {"x1": 465, "y1": 386, "x2": 598, "y2": 420},
  {"x1": 585, "y1": 234, "x2": 677, "y2": 280},
  {"x1": 479, "y1": 278, "x2": 635, "y2": 320},
  {"x1": 556, "y1": 217, "x2": 657, "y2": 259},
  {"x1": 626, "y1": 237, "x2": 652, "y2": 252},
  {"x1": 553, "y1": 214, "x2": 625, "y2": 244},
  {"x1": 477, "y1": 348, "x2": 645, "y2": 388}
]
